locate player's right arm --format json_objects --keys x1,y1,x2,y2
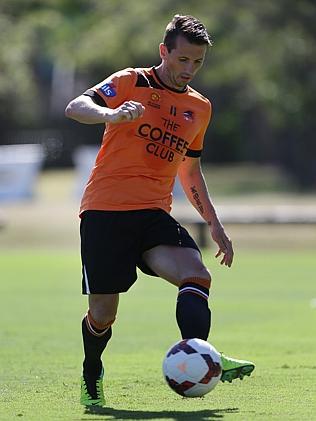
[{"x1": 65, "y1": 95, "x2": 144, "y2": 125}]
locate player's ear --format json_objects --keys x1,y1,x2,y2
[{"x1": 159, "y1": 43, "x2": 168, "y2": 60}]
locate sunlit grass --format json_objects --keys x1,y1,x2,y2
[{"x1": 0, "y1": 250, "x2": 315, "y2": 420}]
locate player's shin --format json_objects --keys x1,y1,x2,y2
[
  {"x1": 81, "y1": 310, "x2": 114, "y2": 378},
  {"x1": 176, "y1": 277, "x2": 211, "y2": 341}
]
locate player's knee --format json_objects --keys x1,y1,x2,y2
[
  {"x1": 180, "y1": 266, "x2": 212, "y2": 290},
  {"x1": 88, "y1": 294, "x2": 118, "y2": 326},
  {"x1": 199, "y1": 266, "x2": 212, "y2": 284},
  {"x1": 89, "y1": 308, "x2": 116, "y2": 328}
]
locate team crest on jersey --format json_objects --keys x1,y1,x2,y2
[
  {"x1": 100, "y1": 82, "x2": 116, "y2": 97},
  {"x1": 147, "y1": 91, "x2": 161, "y2": 109},
  {"x1": 151, "y1": 92, "x2": 160, "y2": 102},
  {"x1": 183, "y1": 110, "x2": 194, "y2": 121}
]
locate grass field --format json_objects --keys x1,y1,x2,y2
[
  {"x1": 0, "y1": 169, "x2": 315, "y2": 420},
  {"x1": 0, "y1": 249, "x2": 315, "y2": 420}
]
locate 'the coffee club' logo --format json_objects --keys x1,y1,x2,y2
[{"x1": 136, "y1": 118, "x2": 189, "y2": 162}]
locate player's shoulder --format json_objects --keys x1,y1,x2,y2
[
  {"x1": 132, "y1": 66, "x2": 152, "y2": 75},
  {"x1": 188, "y1": 86, "x2": 211, "y2": 105},
  {"x1": 111, "y1": 67, "x2": 138, "y2": 80},
  {"x1": 133, "y1": 66, "x2": 154, "y2": 82},
  {"x1": 113, "y1": 66, "x2": 151, "y2": 76},
  {"x1": 111, "y1": 67, "x2": 153, "y2": 86},
  {"x1": 187, "y1": 86, "x2": 212, "y2": 113}
]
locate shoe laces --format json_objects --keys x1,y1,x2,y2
[{"x1": 82, "y1": 369, "x2": 104, "y2": 400}]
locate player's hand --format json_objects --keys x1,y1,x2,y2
[
  {"x1": 110, "y1": 101, "x2": 145, "y2": 123},
  {"x1": 209, "y1": 221, "x2": 234, "y2": 267}
]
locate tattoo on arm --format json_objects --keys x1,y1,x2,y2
[{"x1": 190, "y1": 185, "x2": 204, "y2": 214}]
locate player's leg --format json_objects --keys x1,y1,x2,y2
[
  {"x1": 142, "y1": 245, "x2": 212, "y2": 341},
  {"x1": 140, "y1": 210, "x2": 255, "y2": 383},
  {"x1": 83, "y1": 293, "x2": 118, "y2": 377},
  {"x1": 142, "y1": 244, "x2": 208, "y2": 286},
  {"x1": 142, "y1": 244, "x2": 255, "y2": 382},
  {"x1": 82, "y1": 296, "x2": 118, "y2": 384},
  {"x1": 81, "y1": 294, "x2": 118, "y2": 406},
  {"x1": 80, "y1": 210, "x2": 140, "y2": 406}
]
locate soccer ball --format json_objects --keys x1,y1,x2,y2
[{"x1": 162, "y1": 338, "x2": 222, "y2": 397}]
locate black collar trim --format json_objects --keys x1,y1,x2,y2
[{"x1": 152, "y1": 67, "x2": 188, "y2": 94}]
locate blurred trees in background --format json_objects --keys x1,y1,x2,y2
[{"x1": 0, "y1": 0, "x2": 315, "y2": 188}]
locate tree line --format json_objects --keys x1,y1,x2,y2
[{"x1": 1, "y1": 0, "x2": 315, "y2": 188}]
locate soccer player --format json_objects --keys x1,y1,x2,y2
[{"x1": 65, "y1": 14, "x2": 255, "y2": 407}]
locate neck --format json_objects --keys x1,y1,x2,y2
[{"x1": 154, "y1": 64, "x2": 187, "y2": 92}]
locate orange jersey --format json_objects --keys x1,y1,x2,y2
[{"x1": 80, "y1": 67, "x2": 212, "y2": 214}]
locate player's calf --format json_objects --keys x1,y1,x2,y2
[
  {"x1": 176, "y1": 277, "x2": 211, "y2": 340},
  {"x1": 80, "y1": 311, "x2": 114, "y2": 406}
]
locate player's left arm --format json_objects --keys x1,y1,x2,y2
[{"x1": 177, "y1": 156, "x2": 234, "y2": 267}]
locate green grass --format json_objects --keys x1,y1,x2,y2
[{"x1": 0, "y1": 250, "x2": 315, "y2": 420}]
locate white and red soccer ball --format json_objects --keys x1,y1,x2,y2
[{"x1": 162, "y1": 338, "x2": 222, "y2": 397}]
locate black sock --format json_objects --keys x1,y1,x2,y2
[
  {"x1": 176, "y1": 282, "x2": 211, "y2": 340},
  {"x1": 81, "y1": 315, "x2": 112, "y2": 378}
]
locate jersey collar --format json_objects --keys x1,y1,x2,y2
[{"x1": 152, "y1": 67, "x2": 188, "y2": 94}]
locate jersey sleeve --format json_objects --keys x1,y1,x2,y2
[
  {"x1": 83, "y1": 89, "x2": 107, "y2": 107},
  {"x1": 89, "y1": 68, "x2": 137, "y2": 109},
  {"x1": 186, "y1": 100, "x2": 212, "y2": 157}
]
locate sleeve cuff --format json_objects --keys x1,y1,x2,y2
[
  {"x1": 185, "y1": 149, "x2": 202, "y2": 158},
  {"x1": 83, "y1": 89, "x2": 107, "y2": 107}
]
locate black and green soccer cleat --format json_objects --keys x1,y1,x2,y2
[
  {"x1": 220, "y1": 353, "x2": 255, "y2": 383},
  {"x1": 80, "y1": 367, "x2": 105, "y2": 407}
]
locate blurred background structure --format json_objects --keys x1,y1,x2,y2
[{"x1": 0, "y1": 0, "x2": 315, "y2": 248}]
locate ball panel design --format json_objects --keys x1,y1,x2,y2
[
  {"x1": 185, "y1": 355, "x2": 209, "y2": 379},
  {"x1": 199, "y1": 354, "x2": 222, "y2": 384},
  {"x1": 165, "y1": 377, "x2": 196, "y2": 396},
  {"x1": 162, "y1": 338, "x2": 222, "y2": 398},
  {"x1": 166, "y1": 339, "x2": 198, "y2": 357}
]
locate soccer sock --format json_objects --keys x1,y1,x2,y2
[
  {"x1": 82, "y1": 310, "x2": 114, "y2": 378},
  {"x1": 176, "y1": 277, "x2": 211, "y2": 341}
]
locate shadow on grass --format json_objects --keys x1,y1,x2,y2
[{"x1": 82, "y1": 406, "x2": 239, "y2": 419}]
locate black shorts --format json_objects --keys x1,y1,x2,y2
[{"x1": 80, "y1": 209, "x2": 200, "y2": 294}]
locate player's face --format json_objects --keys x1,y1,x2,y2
[{"x1": 160, "y1": 36, "x2": 207, "y2": 90}]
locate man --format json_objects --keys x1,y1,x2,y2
[{"x1": 65, "y1": 14, "x2": 255, "y2": 407}]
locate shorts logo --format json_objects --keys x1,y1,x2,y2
[
  {"x1": 183, "y1": 110, "x2": 194, "y2": 121},
  {"x1": 100, "y1": 82, "x2": 116, "y2": 97}
]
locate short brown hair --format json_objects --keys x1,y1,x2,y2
[{"x1": 163, "y1": 15, "x2": 213, "y2": 52}]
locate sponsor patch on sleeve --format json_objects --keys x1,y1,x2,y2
[{"x1": 99, "y1": 82, "x2": 116, "y2": 97}]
